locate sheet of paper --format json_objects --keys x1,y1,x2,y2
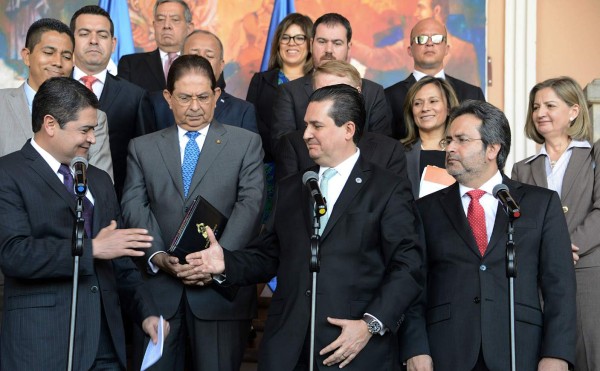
[
  {"x1": 419, "y1": 165, "x2": 456, "y2": 198},
  {"x1": 141, "y1": 315, "x2": 164, "y2": 371}
]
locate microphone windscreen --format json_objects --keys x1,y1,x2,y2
[
  {"x1": 302, "y1": 171, "x2": 319, "y2": 185},
  {"x1": 492, "y1": 183, "x2": 509, "y2": 198},
  {"x1": 70, "y1": 156, "x2": 89, "y2": 170}
]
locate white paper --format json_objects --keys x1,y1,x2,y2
[{"x1": 141, "y1": 315, "x2": 164, "y2": 371}]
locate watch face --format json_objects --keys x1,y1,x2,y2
[{"x1": 368, "y1": 320, "x2": 382, "y2": 334}]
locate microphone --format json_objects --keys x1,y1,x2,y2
[
  {"x1": 70, "y1": 157, "x2": 88, "y2": 197},
  {"x1": 302, "y1": 171, "x2": 327, "y2": 216},
  {"x1": 493, "y1": 184, "x2": 521, "y2": 219}
]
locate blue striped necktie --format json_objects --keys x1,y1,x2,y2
[{"x1": 182, "y1": 131, "x2": 201, "y2": 197}]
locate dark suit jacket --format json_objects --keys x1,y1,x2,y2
[
  {"x1": 223, "y1": 155, "x2": 423, "y2": 370},
  {"x1": 400, "y1": 177, "x2": 576, "y2": 370},
  {"x1": 150, "y1": 90, "x2": 258, "y2": 134},
  {"x1": 271, "y1": 74, "x2": 393, "y2": 154},
  {"x1": 118, "y1": 49, "x2": 165, "y2": 92},
  {"x1": 246, "y1": 69, "x2": 279, "y2": 162},
  {"x1": 99, "y1": 73, "x2": 156, "y2": 199},
  {"x1": 0, "y1": 142, "x2": 156, "y2": 371},
  {"x1": 276, "y1": 130, "x2": 407, "y2": 181},
  {"x1": 121, "y1": 122, "x2": 264, "y2": 321},
  {"x1": 385, "y1": 74, "x2": 485, "y2": 139}
]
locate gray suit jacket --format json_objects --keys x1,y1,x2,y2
[
  {"x1": 121, "y1": 121, "x2": 265, "y2": 320},
  {"x1": 512, "y1": 141, "x2": 600, "y2": 268},
  {"x1": 0, "y1": 83, "x2": 113, "y2": 178}
]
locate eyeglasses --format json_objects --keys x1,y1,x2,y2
[
  {"x1": 172, "y1": 93, "x2": 213, "y2": 106},
  {"x1": 412, "y1": 34, "x2": 446, "y2": 45},
  {"x1": 440, "y1": 136, "x2": 484, "y2": 149},
  {"x1": 281, "y1": 34, "x2": 307, "y2": 45}
]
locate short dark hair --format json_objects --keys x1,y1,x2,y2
[
  {"x1": 309, "y1": 84, "x2": 365, "y2": 144},
  {"x1": 449, "y1": 100, "x2": 511, "y2": 171},
  {"x1": 25, "y1": 18, "x2": 74, "y2": 52},
  {"x1": 70, "y1": 5, "x2": 114, "y2": 36},
  {"x1": 154, "y1": 0, "x2": 192, "y2": 23},
  {"x1": 313, "y1": 13, "x2": 352, "y2": 43},
  {"x1": 268, "y1": 13, "x2": 313, "y2": 74},
  {"x1": 166, "y1": 54, "x2": 217, "y2": 93},
  {"x1": 185, "y1": 29, "x2": 224, "y2": 59},
  {"x1": 32, "y1": 77, "x2": 99, "y2": 132}
]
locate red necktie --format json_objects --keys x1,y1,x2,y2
[
  {"x1": 467, "y1": 190, "x2": 487, "y2": 256},
  {"x1": 80, "y1": 76, "x2": 97, "y2": 91},
  {"x1": 163, "y1": 52, "x2": 178, "y2": 82}
]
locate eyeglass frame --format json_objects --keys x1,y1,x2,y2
[
  {"x1": 169, "y1": 91, "x2": 217, "y2": 106},
  {"x1": 440, "y1": 136, "x2": 484, "y2": 150},
  {"x1": 412, "y1": 34, "x2": 447, "y2": 45},
  {"x1": 280, "y1": 34, "x2": 307, "y2": 45}
]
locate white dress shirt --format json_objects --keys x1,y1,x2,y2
[{"x1": 73, "y1": 66, "x2": 108, "y2": 100}]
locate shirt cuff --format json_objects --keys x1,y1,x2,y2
[{"x1": 148, "y1": 251, "x2": 167, "y2": 274}]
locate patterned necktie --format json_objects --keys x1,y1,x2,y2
[
  {"x1": 58, "y1": 164, "x2": 94, "y2": 237},
  {"x1": 318, "y1": 168, "x2": 338, "y2": 234},
  {"x1": 80, "y1": 76, "x2": 98, "y2": 91},
  {"x1": 467, "y1": 190, "x2": 488, "y2": 256},
  {"x1": 182, "y1": 131, "x2": 200, "y2": 198},
  {"x1": 163, "y1": 52, "x2": 178, "y2": 82}
]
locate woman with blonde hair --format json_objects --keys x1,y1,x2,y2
[{"x1": 512, "y1": 76, "x2": 600, "y2": 371}]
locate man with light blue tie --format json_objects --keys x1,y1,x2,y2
[{"x1": 120, "y1": 55, "x2": 265, "y2": 370}]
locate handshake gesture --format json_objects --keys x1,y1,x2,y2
[{"x1": 185, "y1": 227, "x2": 226, "y2": 281}]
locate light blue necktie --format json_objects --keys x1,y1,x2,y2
[
  {"x1": 319, "y1": 168, "x2": 337, "y2": 234},
  {"x1": 182, "y1": 131, "x2": 200, "y2": 197}
]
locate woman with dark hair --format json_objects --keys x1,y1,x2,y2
[
  {"x1": 512, "y1": 76, "x2": 600, "y2": 371},
  {"x1": 401, "y1": 76, "x2": 459, "y2": 199}
]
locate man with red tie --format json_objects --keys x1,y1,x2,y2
[{"x1": 400, "y1": 100, "x2": 576, "y2": 371}]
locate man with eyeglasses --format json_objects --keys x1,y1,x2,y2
[
  {"x1": 121, "y1": 55, "x2": 264, "y2": 370},
  {"x1": 399, "y1": 100, "x2": 576, "y2": 371},
  {"x1": 384, "y1": 18, "x2": 485, "y2": 139},
  {"x1": 118, "y1": 0, "x2": 193, "y2": 92},
  {"x1": 271, "y1": 13, "x2": 393, "y2": 155}
]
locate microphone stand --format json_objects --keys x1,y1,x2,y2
[
  {"x1": 67, "y1": 196, "x2": 85, "y2": 371},
  {"x1": 504, "y1": 208, "x2": 518, "y2": 371},
  {"x1": 308, "y1": 213, "x2": 322, "y2": 371}
]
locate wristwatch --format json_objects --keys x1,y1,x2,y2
[{"x1": 362, "y1": 315, "x2": 383, "y2": 335}]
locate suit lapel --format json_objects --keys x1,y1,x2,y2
[
  {"x1": 529, "y1": 156, "x2": 548, "y2": 188},
  {"x1": 186, "y1": 121, "x2": 227, "y2": 197},
  {"x1": 99, "y1": 74, "x2": 121, "y2": 113},
  {"x1": 302, "y1": 168, "x2": 317, "y2": 236},
  {"x1": 486, "y1": 178, "x2": 524, "y2": 256},
  {"x1": 560, "y1": 147, "x2": 590, "y2": 201},
  {"x1": 157, "y1": 126, "x2": 185, "y2": 199},
  {"x1": 264, "y1": 69, "x2": 279, "y2": 89},
  {"x1": 302, "y1": 75, "x2": 313, "y2": 98},
  {"x1": 439, "y1": 183, "x2": 481, "y2": 258}
]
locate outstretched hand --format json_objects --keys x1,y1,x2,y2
[
  {"x1": 92, "y1": 220, "x2": 152, "y2": 259},
  {"x1": 186, "y1": 226, "x2": 226, "y2": 276}
]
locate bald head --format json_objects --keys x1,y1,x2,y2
[{"x1": 408, "y1": 18, "x2": 449, "y2": 75}]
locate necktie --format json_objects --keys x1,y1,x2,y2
[
  {"x1": 163, "y1": 52, "x2": 178, "y2": 82},
  {"x1": 467, "y1": 190, "x2": 487, "y2": 256},
  {"x1": 182, "y1": 131, "x2": 200, "y2": 197},
  {"x1": 58, "y1": 164, "x2": 94, "y2": 237},
  {"x1": 80, "y1": 76, "x2": 98, "y2": 91},
  {"x1": 318, "y1": 168, "x2": 337, "y2": 234}
]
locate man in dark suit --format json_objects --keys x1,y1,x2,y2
[
  {"x1": 118, "y1": 0, "x2": 193, "y2": 92},
  {"x1": 271, "y1": 13, "x2": 393, "y2": 154},
  {"x1": 71, "y1": 5, "x2": 157, "y2": 200},
  {"x1": 150, "y1": 30, "x2": 258, "y2": 133},
  {"x1": 400, "y1": 100, "x2": 576, "y2": 371},
  {"x1": 189, "y1": 85, "x2": 423, "y2": 370},
  {"x1": 121, "y1": 55, "x2": 264, "y2": 371},
  {"x1": 385, "y1": 18, "x2": 485, "y2": 139},
  {"x1": 0, "y1": 77, "x2": 163, "y2": 370}
]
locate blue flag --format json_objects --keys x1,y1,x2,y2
[
  {"x1": 98, "y1": 0, "x2": 135, "y2": 64},
  {"x1": 260, "y1": 0, "x2": 296, "y2": 72}
]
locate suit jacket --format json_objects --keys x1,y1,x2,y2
[
  {"x1": 223, "y1": 155, "x2": 423, "y2": 370},
  {"x1": 384, "y1": 74, "x2": 485, "y2": 139},
  {"x1": 0, "y1": 84, "x2": 113, "y2": 178},
  {"x1": 512, "y1": 141, "x2": 600, "y2": 269},
  {"x1": 246, "y1": 69, "x2": 280, "y2": 162},
  {"x1": 275, "y1": 130, "x2": 407, "y2": 181},
  {"x1": 400, "y1": 177, "x2": 576, "y2": 371},
  {"x1": 0, "y1": 142, "x2": 155, "y2": 371},
  {"x1": 118, "y1": 49, "x2": 165, "y2": 92},
  {"x1": 271, "y1": 74, "x2": 393, "y2": 154},
  {"x1": 121, "y1": 121, "x2": 265, "y2": 320},
  {"x1": 99, "y1": 73, "x2": 157, "y2": 199},
  {"x1": 150, "y1": 89, "x2": 258, "y2": 134},
  {"x1": 404, "y1": 139, "x2": 449, "y2": 199}
]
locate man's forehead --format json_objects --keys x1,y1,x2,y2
[{"x1": 314, "y1": 23, "x2": 347, "y2": 39}]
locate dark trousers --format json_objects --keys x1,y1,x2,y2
[{"x1": 90, "y1": 305, "x2": 122, "y2": 371}]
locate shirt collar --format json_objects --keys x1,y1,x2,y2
[
  {"x1": 319, "y1": 148, "x2": 361, "y2": 179},
  {"x1": 30, "y1": 137, "x2": 63, "y2": 174},
  {"x1": 459, "y1": 170, "x2": 503, "y2": 198},
  {"x1": 413, "y1": 69, "x2": 445, "y2": 81},
  {"x1": 525, "y1": 139, "x2": 592, "y2": 163},
  {"x1": 159, "y1": 49, "x2": 180, "y2": 61},
  {"x1": 177, "y1": 124, "x2": 210, "y2": 140},
  {"x1": 73, "y1": 66, "x2": 108, "y2": 85},
  {"x1": 24, "y1": 80, "x2": 37, "y2": 113}
]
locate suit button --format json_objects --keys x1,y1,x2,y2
[
  {"x1": 91, "y1": 286, "x2": 99, "y2": 293},
  {"x1": 563, "y1": 206, "x2": 568, "y2": 214},
  {"x1": 480, "y1": 264, "x2": 487, "y2": 271},
  {"x1": 473, "y1": 297, "x2": 480, "y2": 304},
  {"x1": 305, "y1": 290, "x2": 311, "y2": 297}
]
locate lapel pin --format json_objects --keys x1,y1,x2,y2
[
  {"x1": 355, "y1": 177, "x2": 362, "y2": 183},
  {"x1": 216, "y1": 139, "x2": 221, "y2": 144}
]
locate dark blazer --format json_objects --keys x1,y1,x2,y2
[
  {"x1": 385, "y1": 74, "x2": 485, "y2": 139},
  {"x1": 271, "y1": 74, "x2": 393, "y2": 153},
  {"x1": 246, "y1": 69, "x2": 279, "y2": 162},
  {"x1": 400, "y1": 177, "x2": 576, "y2": 370},
  {"x1": 0, "y1": 142, "x2": 156, "y2": 371},
  {"x1": 275, "y1": 130, "x2": 407, "y2": 181},
  {"x1": 118, "y1": 49, "x2": 165, "y2": 92},
  {"x1": 150, "y1": 90, "x2": 258, "y2": 134},
  {"x1": 223, "y1": 155, "x2": 423, "y2": 370},
  {"x1": 121, "y1": 121, "x2": 265, "y2": 321},
  {"x1": 99, "y1": 73, "x2": 156, "y2": 199}
]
